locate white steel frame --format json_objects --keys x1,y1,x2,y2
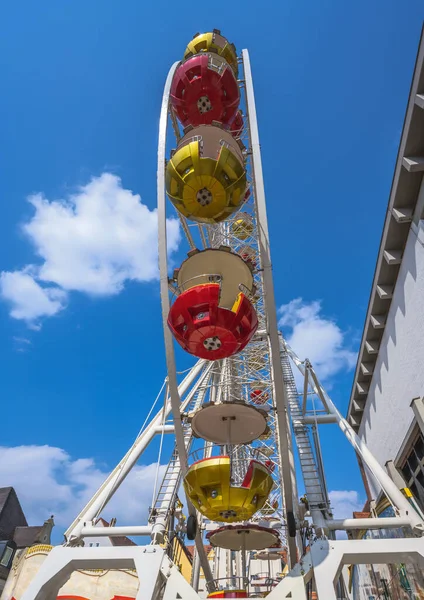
[{"x1": 16, "y1": 48, "x2": 424, "y2": 600}]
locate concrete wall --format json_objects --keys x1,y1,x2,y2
[{"x1": 359, "y1": 219, "x2": 424, "y2": 498}]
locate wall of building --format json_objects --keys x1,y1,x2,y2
[
  {"x1": 0, "y1": 490, "x2": 27, "y2": 541},
  {"x1": 171, "y1": 538, "x2": 192, "y2": 584},
  {"x1": 359, "y1": 218, "x2": 424, "y2": 498},
  {"x1": 1, "y1": 546, "x2": 138, "y2": 600}
]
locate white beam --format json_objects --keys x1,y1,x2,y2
[
  {"x1": 416, "y1": 93, "x2": 424, "y2": 109},
  {"x1": 156, "y1": 60, "x2": 215, "y2": 587},
  {"x1": 402, "y1": 156, "x2": 424, "y2": 172},
  {"x1": 365, "y1": 340, "x2": 379, "y2": 354},
  {"x1": 370, "y1": 314, "x2": 386, "y2": 329},
  {"x1": 360, "y1": 362, "x2": 374, "y2": 376},
  {"x1": 20, "y1": 546, "x2": 167, "y2": 600},
  {"x1": 383, "y1": 249, "x2": 402, "y2": 265},
  {"x1": 392, "y1": 206, "x2": 413, "y2": 223},
  {"x1": 376, "y1": 284, "x2": 394, "y2": 299},
  {"x1": 352, "y1": 400, "x2": 365, "y2": 413},
  {"x1": 300, "y1": 414, "x2": 338, "y2": 424},
  {"x1": 81, "y1": 525, "x2": 152, "y2": 537},
  {"x1": 243, "y1": 49, "x2": 298, "y2": 567},
  {"x1": 154, "y1": 425, "x2": 175, "y2": 434},
  {"x1": 356, "y1": 382, "x2": 369, "y2": 395},
  {"x1": 325, "y1": 517, "x2": 412, "y2": 531}
]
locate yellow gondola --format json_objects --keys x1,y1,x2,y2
[
  {"x1": 184, "y1": 29, "x2": 238, "y2": 77},
  {"x1": 183, "y1": 456, "x2": 273, "y2": 523},
  {"x1": 166, "y1": 125, "x2": 247, "y2": 223},
  {"x1": 231, "y1": 212, "x2": 254, "y2": 240}
]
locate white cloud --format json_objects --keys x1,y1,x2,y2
[
  {"x1": 0, "y1": 444, "x2": 165, "y2": 542},
  {"x1": 328, "y1": 489, "x2": 364, "y2": 518},
  {"x1": 328, "y1": 489, "x2": 364, "y2": 539},
  {"x1": 13, "y1": 336, "x2": 32, "y2": 345},
  {"x1": 0, "y1": 269, "x2": 66, "y2": 326},
  {"x1": 278, "y1": 298, "x2": 356, "y2": 382},
  {"x1": 0, "y1": 173, "x2": 181, "y2": 326}
]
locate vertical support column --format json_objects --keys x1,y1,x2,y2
[
  {"x1": 157, "y1": 62, "x2": 215, "y2": 587},
  {"x1": 240, "y1": 531, "x2": 247, "y2": 590},
  {"x1": 242, "y1": 49, "x2": 298, "y2": 567},
  {"x1": 191, "y1": 546, "x2": 201, "y2": 592}
]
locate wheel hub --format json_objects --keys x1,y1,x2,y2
[
  {"x1": 196, "y1": 187, "x2": 213, "y2": 207},
  {"x1": 220, "y1": 509, "x2": 237, "y2": 519},
  {"x1": 203, "y1": 336, "x2": 222, "y2": 351},
  {"x1": 197, "y1": 95, "x2": 212, "y2": 114}
]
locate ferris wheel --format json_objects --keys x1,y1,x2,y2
[
  {"x1": 156, "y1": 29, "x2": 298, "y2": 596},
  {"x1": 19, "y1": 29, "x2": 424, "y2": 600}
]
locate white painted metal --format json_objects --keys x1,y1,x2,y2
[
  {"x1": 299, "y1": 414, "x2": 338, "y2": 424},
  {"x1": 267, "y1": 538, "x2": 424, "y2": 600},
  {"x1": 80, "y1": 525, "x2": 152, "y2": 537},
  {"x1": 150, "y1": 365, "x2": 213, "y2": 543},
  {"x1": 280, "y1": 345, "x2": 330, "y2": 533},
  {"x1": 19, "y1": 545, "x2": 198, "y2": 600},
  {"x1": 156, "y1": 59, "x2": 215, "y2": 586},
  {"x1": 65, "y1": 361, "x2": 205, "y2": 543},
  {"x1": 284, "y1": 339, "x2": 424, "y2": 533},
  {"x1": 242, "y1": 48, "x2": 298, "y2": 566},
  {"x1": 325, "y1": 517, "x2": 412, "y2": 530}
]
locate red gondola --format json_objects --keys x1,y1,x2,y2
[
  {"x1": 170, "y1": 53, "x2": 239, "y2": 128},
  {"x1": 168, "y1": 283, "x2": 258, "y2": 360}
]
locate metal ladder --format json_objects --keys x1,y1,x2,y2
[
  {"x1": 149, "y1": 381, "x2": 206, "y2": 527},
  {"x1": 280, "y1": 347, "x2": 328, "y2": 512}
]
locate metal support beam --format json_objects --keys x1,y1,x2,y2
[
  {"x1": 81, "y1": 525, "x2": 152, "y2": 537},
  {"x1": 294, "y1": 414, "x2": 338, "y2": 425},
  {"x1": 21, "y1": 546, "x2": 167, "y2": 600},
  {"x1": 65, "y1": 361, "x2": 205, "y2": 543},
  {"x1": 325, "y1": 517, "x2": 412, "y2": 531},
  {"x1": 243, "y1": 48, "x2": 298, "y2": 567},
  {"x1": 154, "y1": 425, "x2": 175, "y2": 434},
  {"x1": 285, "y1": 342, "x2": 424, "y2": 533},
  {"x1": 157, "y1": 60, "x2": 215, "y2": 587}
]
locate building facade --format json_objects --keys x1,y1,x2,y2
[
  {"x1": 347, "y1": 29, "x2": 424, "y2": 509},
  {"x1": 1, "y1": 517, "x2": 140, "y2": 600},
  {"x1": 0, "y1": 488, "x2": 54, "y2": 596},
  {"x1": 1, "y1": 544, "x2": 139, "y2": 600}
]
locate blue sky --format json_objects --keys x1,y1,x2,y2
[{"x1": 0, "y1": 1, "x2": 423, "y2": 541}]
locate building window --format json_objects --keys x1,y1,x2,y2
[
  {"x1": 0, "y1": 546, "x2": 14, "y2": 567},
  {"x1": 399, "y1": 431, "x2": 424, "y2": 510}
]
